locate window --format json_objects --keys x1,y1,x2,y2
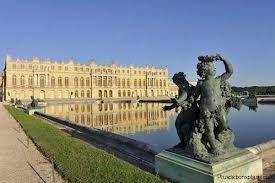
[
  {"x1": 58, "y1": 77, "x2": 62, "y2": 87},
  {"x1": 28, "y1": 76, "x2": 33, "y2": 87},
  {"x1": 104, "y1": 90, "x2": 107, "y2": 97},
  {"x1": 51, "y1": 77, "x2": 55, "y2": 87},
  {"x1": 93, "y1": 76, "x2": 97, "y2": 86},
  {"x1": 86, "y1": 78, "x2": 90, "y2": 87},
  {"x1": 98, "y1": 90, "x2": 102, "y2": 98},
  {"x1": 20, "y1": 76, "x2": 25, "y2": 87},
  {"x1": 127, "y1": 79, "x2": 130, "y2": 87},
  {"x1": 122, "y1": 79, "x2": 125, "y2": 87},
  {"x1": 65, "y1": 77, "x2": 69, "y2": 87},
  {"x1": 103, "y1": 76, "x2": 107, "y2": 87},
  {"x1": 80, "y1": 77, "x2": 84, "y2": 87},
  {"x1": 117, "y1": 78, "x2": 121, "y2": 87},
  {"x1": 75, "y1": 90, "x2": 78, "y2": 98},
  {"x1": 87, "y1": 90, "x2": 90, "y2": 98},
  {"x1": 98, "y1": 76, "x2": 102, "y2": 87},
  {"x1": 108, "y1": 77, "x2": 112, "y2": 86},
  {"x1": 40, "y1": 76, "x2": 45, "y2": 88},
  {"x1": 74, "y1": 77, "x2": 78, "y2": 87}
]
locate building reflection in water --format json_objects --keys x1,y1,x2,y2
[{"x1": 43, "y1": 102, "x2": 172, "y2": 134}]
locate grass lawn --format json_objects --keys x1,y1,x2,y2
[{"x1": 5, "y1": 105, "x2": 162, "y2": 183}]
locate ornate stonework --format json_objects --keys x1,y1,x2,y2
[{"x1": 2, "y1": 55, "x2": 177, "y2": 101}]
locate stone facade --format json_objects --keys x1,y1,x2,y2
[{"x1": 2, "y1": 55, "x2": 178, "y2": 101}]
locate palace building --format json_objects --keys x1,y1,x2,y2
[{"x1": 2, "y1": 55, "x2": 178, "y2": 101}]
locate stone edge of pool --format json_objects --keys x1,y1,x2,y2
[{"x1": 17, "y1": 105, "x2": 275, "y2": 172}]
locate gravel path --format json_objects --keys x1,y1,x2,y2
[{"x1": 0, "y1": 103, "x2": 65, "y2": 183}]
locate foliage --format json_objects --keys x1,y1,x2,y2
[
  {"x1": 232, "y1": 86, "x2": 275, "y2": 95},
  {"x1": 4, "y1": 106, "x2": 161, "y2": 183}
]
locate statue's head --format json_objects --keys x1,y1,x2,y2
[
  {"x1": 197, "y1": 61, "x2": 216, "y2": 79},
  {"x1": 172, "y1": 72, "x2": 187, "y2": 86},
  {"x1": 30, "y1": 96, "x2": 34, "y2": 100}
]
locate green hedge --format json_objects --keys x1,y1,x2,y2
[{"x1": 5, "y1": 106, "x2": 161, "y2": 183}]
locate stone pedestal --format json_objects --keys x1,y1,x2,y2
[{"x1": 155, "y1": 150, "x2": 262, "y2": 183}]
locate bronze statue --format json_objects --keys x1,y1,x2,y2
[
  {"x1": 28, "y1": 96, "x2": 39, "y2": 109},
  {"x1": 164, "y1": 54, "x2": 242, "y2": 162},
  {"x1": 15, "y1": 98, "x2": 23, "y2": 106},
  {"x1": 163, "y1": 72, "x2": 199, "y2": 148}
]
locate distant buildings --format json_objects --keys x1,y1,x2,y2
[{"x1": 1, "y1": 55, "x2": 180, "y2": 101}]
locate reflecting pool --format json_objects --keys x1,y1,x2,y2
[{"x1": 42, "y1": 102, "x2": 275, "y2": 152}]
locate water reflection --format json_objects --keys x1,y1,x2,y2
[
  {"x1": 43, "y1": 102, "x2": 172, "y2": 134},
  {"x1": 43, "y1": 102, "x2": 275, "y2": 152}
]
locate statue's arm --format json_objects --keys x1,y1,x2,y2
[
  {"x1": 216, "y1": 56, "x2": 233, "y2": 81},
  {"x1": 176, "y1": 91, "x2": 188, "y2": 105}
]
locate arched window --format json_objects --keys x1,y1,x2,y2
[
  {"x1": 109, "y1": 90, "x2": 113, "y2": 97},
  {"x1": 74, "y1": 77, "x2": 78, "y2": 87},
  {"x1": 65, "y1": 77, "x2": 69, "y2": 87},
  {"x1": 75, "y1": 90, "x2": 78, "y2": 98},
  {"x1": 80, "y1": 77, "x2": 84, "y2": 87},
  {"x1": 58, "y1": 77, "x2": 62, "y2": 87},
  {"x1": 28, "y1": 76, "x2": 33, "y2": 87},
  {"x1": 160, "y1": 80, "x2": 162, "y2": 87},
  {"x1": 81, "y1": 90, "x2": 84, "y2": 98},
  {"x1": 40, "y1": 76, "x2": 45, "y2": 88},
  {"x1": 104, "y1": 90, "x2": 107, "y2": 98},
  {"x1": 98, "y1": 90, "x2": 102, "y2": 98},
  {"x1": 134, "y1": 79, "x2": 137, "y2": 87},
  {"x1": 20, "y1": 76, "x2": 25, "y2": 87},
  {"x1": 51, "y1": 77, "x2": 55, "y2": 87},
  {"x1": 12, "y1": 75, "x2": 17, "y2": 86},
  {"x1": 163, "y1": 80, "x2": 166, "y2": 87},
  {"x1": 86, "y1": 78, "x2": 90, "y2": 87},
  {"x1": 139, "y1": 79, "x2": 142, "y2": 87},
  {"x1": 118, "y1": 90, "x2": 121, "y2": 97},
  {"x1": 123, "y1": 90, "x2": 126, "y2": 97},
  {"x1": 87, "y1": 90, "x2": 90, "y2": 98},
  {"x1": 127, "y1": 90, "x2": 131, "y2": 97}
]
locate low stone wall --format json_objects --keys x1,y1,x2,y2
[{"x1": 247, "y1": 140, "x2": 275, "y2": 155}]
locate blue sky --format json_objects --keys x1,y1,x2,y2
[{"x1": 0, "y1": 0, "x2": 274, "y2": 86}]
